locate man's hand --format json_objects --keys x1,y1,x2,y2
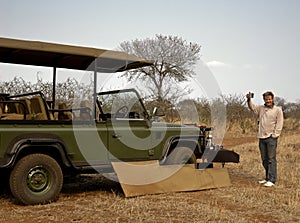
[{"x1": 246, "y1": 93, "x2": 251, "y2": 100}]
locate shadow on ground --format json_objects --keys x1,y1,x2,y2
[{"x1": 62, "y1": 174, "x2": 124, "y2": 196}]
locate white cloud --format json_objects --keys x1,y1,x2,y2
[
  {"x1": 242, "y1": 64, "x2": 264, "y2": 70},
  {"x1": 206, "y1": 61, "x2": 264, "y2": 71},
  {"x1": 206, "y1": 60, "x2": 232, "y2": 68}
]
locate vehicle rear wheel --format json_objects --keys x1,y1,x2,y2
[
  {"x1": 165, "y1": 147, "x2": 197, "y2": 168},
  {"x1": 9, "y1": 154, "x2": 63, "y2": 205}
]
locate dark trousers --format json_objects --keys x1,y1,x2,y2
[{"x1": 259, "y1": 137, "x2": 278, "y2": 183}]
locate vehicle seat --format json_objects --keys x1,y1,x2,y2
[
  {"x1": 58, "y1": 103, "x2": 72, "y2": 121},
  {"x1": 79, "y1": 100, "x2": 92, "y2": 121},
  {"x1": 15, "y1": 98, "x2": 31, "y2": 115},
  {"x1": 30, "y1": 96, "x2": 52, "y2": 120}
]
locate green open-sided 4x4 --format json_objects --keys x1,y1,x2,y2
[{"x1": 0, "y1": 37, "x2": 239, "y2": 205}]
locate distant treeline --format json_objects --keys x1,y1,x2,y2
[{"x1": 1, "y1": 77, "x2": 299, "y2": 132}]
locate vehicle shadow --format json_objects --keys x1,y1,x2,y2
[
  {"x1": 0, "y1": 173, "x2": 13, "y2": 200},
  {"x1": 62, "y1": 173, "x2": 124, "y2": 196}
]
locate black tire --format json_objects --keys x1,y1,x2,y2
[
  {"x1": 9, "y1": 154, "x2": 63, "y2": 205},
  {"x1": 165, "y1": 147, "x2": 197, "y2": 168}
]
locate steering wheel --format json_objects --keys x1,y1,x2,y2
[{"x1": 114, "y1": 105, "x2": 129, "y2": 118}]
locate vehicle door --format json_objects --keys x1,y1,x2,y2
[{"x1": 97, "y1": 90, "x2": 155, "y2": 161}]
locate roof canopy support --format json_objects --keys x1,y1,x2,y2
[{"x1": 0, "y1": 37, "x2": 153, "y2": 112}]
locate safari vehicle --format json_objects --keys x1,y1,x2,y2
[{"x1": 0, "y1": 37, "x2": 239, "y2": 205}]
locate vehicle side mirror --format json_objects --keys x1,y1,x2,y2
[
  {"x1": 152, "y1": 107, "x2": 157, "y2": 116},
  {"x1": 151, "y1": 107, "x2": 165, "y2": 123}
]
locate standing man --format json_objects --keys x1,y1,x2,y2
[{"x1": 246, "y1": 91, "x2": 284, "y2": 187}]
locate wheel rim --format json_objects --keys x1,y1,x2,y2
[{"x1": 27, "y1": 166, "x2": 51, "y2": 193}]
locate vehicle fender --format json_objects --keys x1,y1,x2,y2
[
  {"x1": 161, "y1": 136, "x2": 201, "y2": 161},
  {"x1": 212, "y1": 148, "x2": 240, "y2": 163},
  {"x1": 2, "y1": 133, "x2": 73, "y2": 168}
]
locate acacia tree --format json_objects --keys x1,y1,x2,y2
[{"x1": 119, "y1": 34, "x2": 201, "y2": 121}]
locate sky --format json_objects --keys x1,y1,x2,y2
[{"x1": 0, "y1": 0, "x2": 300, "y2": 103}]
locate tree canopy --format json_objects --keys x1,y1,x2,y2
[{"x1": 119, "y1": 34, "x2": 201, "y2": 100}]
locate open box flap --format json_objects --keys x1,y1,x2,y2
[{"x1": 111, "y1": 160, "x2": 231, "y2": 197}]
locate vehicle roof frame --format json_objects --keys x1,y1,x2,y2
[{"x1": 0, "y1": 37, "x2": 153, "y2": 120}]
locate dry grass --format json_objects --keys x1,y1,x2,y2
[{"x1": 1, "y1": 132, "x2": 300, "y2": 223}]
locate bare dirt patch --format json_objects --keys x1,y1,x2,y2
[{"x1": 222, "y1": 136, "x2": 257, "y2": 148}]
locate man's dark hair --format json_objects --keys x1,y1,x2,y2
[{"x1": 263, "y1": 91, "x2": 274, "y2": 99}]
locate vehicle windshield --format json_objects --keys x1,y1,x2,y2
[{"x1": 97, "y1": 89, "x2": 147, "y2": 120}]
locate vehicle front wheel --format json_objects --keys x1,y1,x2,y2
[
  {"x1": 165, "y1": 147, "x2": 197, "y2": 168},
  {"x1": 9, "y1": 154, "x2": 63, "y2": 205}
]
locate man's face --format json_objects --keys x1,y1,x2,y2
[{"x1": 264, "y1": 95, "x2": 274, "y2": 107}]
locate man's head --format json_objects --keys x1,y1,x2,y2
[{"x1": 263, "y1": 91, "x2": 274, "y2": 107}]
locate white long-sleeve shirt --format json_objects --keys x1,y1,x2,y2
[{"x1": 247, "y1": 100, "x2": 284, "y2": 139}]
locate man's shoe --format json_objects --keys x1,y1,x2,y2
[
  {"x1": 258, "y1": 179, "x2": 267, "y2": 184},
  {"x1": 264, "y1": 181, "x2": 275, "y2": 187}
]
